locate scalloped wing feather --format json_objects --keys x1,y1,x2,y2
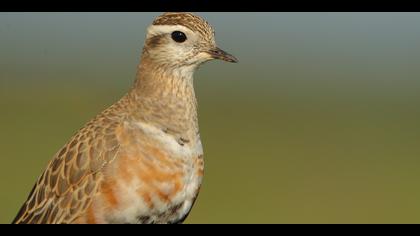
[{"x1": 12, "y1": 117, "x2": 120, "y2": 224}]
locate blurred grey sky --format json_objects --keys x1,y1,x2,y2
[{"x1": 1, "y1": 13, "x2": 420, "y2": 88}]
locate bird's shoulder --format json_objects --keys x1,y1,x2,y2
[{"x1": 12, "y1": 105, "x2": 124, "y2": 224}]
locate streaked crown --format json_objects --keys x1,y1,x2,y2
[{"x1": 152, "y1": 12, "x2": 215, "y2": 42}]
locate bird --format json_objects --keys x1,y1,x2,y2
[{"x1": 12, "y1": 12, "x2": 237, "y2": 224}]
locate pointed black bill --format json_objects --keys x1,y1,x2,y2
[{"x1": 207, "y1": 47, "x2": 238, "y2": 63}]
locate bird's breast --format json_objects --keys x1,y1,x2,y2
[
  {"x1": 75, "y1": 121, "x2": 204, "y2": 224},
  {"x1": 132, "y1": 120, "x2": 203, "y2": 159}
]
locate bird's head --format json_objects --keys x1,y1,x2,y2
[{"x1": 142, "y1": 12, "x2": 238, "y2": 71}]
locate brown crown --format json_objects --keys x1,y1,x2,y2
[{"x1": 152, "y1": 12, "x2": 214, "y2": 38}]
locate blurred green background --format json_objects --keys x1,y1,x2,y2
[{"x1": 1, "y1": 13, "x2": 420, "y2": 223}]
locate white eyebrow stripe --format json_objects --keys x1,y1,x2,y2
[{"x1": 146, "y1": 25, "x2": 192, "y2": 39}]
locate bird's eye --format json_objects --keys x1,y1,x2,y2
[{"x1": 171, "y1": 31, "x2": 187, "y2": 43}]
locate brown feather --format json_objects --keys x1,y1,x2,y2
[{"x1": 13, "y1": 106, "x2": 122, "y2": 224}]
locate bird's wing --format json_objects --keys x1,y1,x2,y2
[{"x1": 12, "y1": 117, "x2": 120, "y2": 224}]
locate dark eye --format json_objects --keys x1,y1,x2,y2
[{"x1": 171, "y1": 31, "x2": 187, "y2": 43}]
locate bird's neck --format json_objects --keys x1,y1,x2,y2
[{"x1": 127, "y1": 55, "x2": 199, "y2": 137}]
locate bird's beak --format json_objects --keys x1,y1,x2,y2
[{"x1": 207, "y1": 47, "x2": 238, "y2": 63}]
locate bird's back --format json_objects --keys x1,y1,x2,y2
[
  {"x1": 12, "y1": 98, "x2": 126, "y2": 224},
  {"x1": 12, "y1": 94, "x2": 204, "y2": 224}
]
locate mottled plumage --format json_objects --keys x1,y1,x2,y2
[{"x1": 13, "y1": 12, "x2": 236, "y2": 224}]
